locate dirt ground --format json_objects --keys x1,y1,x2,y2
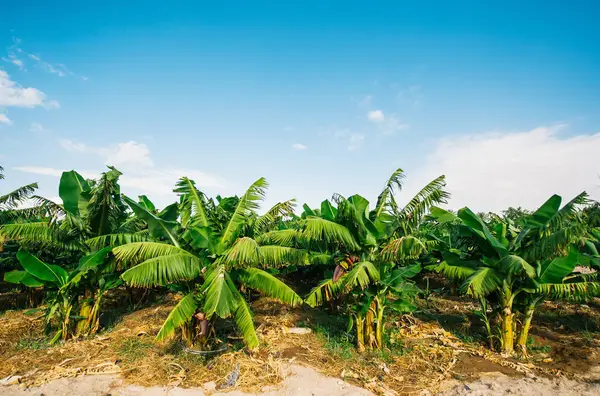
[
  {"x1": 1, "y1": 292, "x2": 600, "y2": 395},
  {"x1": 0, "y1": 364, "x2": 372, "y2": 396}
]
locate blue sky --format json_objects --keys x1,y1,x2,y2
[{"x1": 1, "y1": 1, "x2": 599, "y2": 212}]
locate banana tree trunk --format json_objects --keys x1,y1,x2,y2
[
  {"x1": 375, "y1": 298, "x2": 385, "y2": 350},
  {"x1": 355, "y1": 314, "x2": 366, "y2": 352},
  {"x1": 517, "y1": 302, "x2": 536, "y2": 355},
  {"x1": 76, "y1": 300, "x2": 93, "y2": 336},
  {"x1": 500, "y1": 296, "x2": 514, "y2": 355},
  {"x1": 61, "y1": 297, "x2": 73, "y2": 341}
]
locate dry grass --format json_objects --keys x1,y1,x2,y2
[{"x1": 1, "y1": 294, "x2": 599, "y2": 395}]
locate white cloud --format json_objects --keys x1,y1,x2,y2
[
  {"x1": 378, "y1": 115, "x2": 409, "y2": 135},
  {"x1": 60, "y1": 139, "x2": 154, "y2": 170},
  {"x1": 407, "y1": 125, "x2": 600, "y2": 212},
  {"x1": 292, "y1": 143, "x2": 307, "y2": 150},
  {"x1": 30, "y1": 122, "x2": 50, "y2": 133},
  {"x1": 105, "y1": 141, "x2": 154, "y2": 169},
  {"x1": 13, "y1": 166, "x2": 65, "y2": 177},
  {"x1": 0, "y1": 113, "x2": 12, "y2": 125},
  {"x1": 23, "y1": 139, "x2": 226, "y2": 199},
  {"x1": 367, "y1": 109, "x2": 385, "y2": 123},
  {"x1": 59, "y1": 139, "x2": 92, "y2": 153},
  {"x1": 27, "y1": 53, "x2": 70, "y2": 77},
  {"x1": 2, "y1": 53, "x2": 25, "y2": 70},
  {"x1": 348, "y1": 134, "x2": 365, "y2": 151},
  {"x1": 0, "y1": 70, "x2": 58, "y2": 108}
]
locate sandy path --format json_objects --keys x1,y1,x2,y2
[
  {"x1": 0, "y1": 364, "x2": 372, "y2": 396},
  {"x1": 3, "y1": 365, "x2": 600, "y2": 396},
  {"x1": 438, "y1": 371, "x2": 600, "y2": 396}
]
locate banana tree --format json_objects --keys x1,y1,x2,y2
[
  {"x1": 275, "y1": 169, "x2": 449, "y2": 351},
  {"x1": 428, "y1": 193, "x2": 600, "y2": 355},
  {"x1": 114, "y1": 177, "x2": 304, "y2": 349},
  {"x1": 1, "y1": 167, "x2": 147, "y2": 254},
  {"x1": 4, "y1": 248, "x2": 116, "y2": 342}
]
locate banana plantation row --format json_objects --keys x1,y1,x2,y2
[{"x1": 1, "y1": 166, "x2": 599, "y2": 357}]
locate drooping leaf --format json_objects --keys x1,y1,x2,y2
[
  {"x1": 17, "y1": 249, "x2": 68, "y2": 286},
  {"x1": 138, "y1": 195, "x2": 156, "y2": 212},
  {"x1": 86, "y1": 232, "x2": 152, "y2": 249},
  {"x1": 399, "y1": 175, "x2": 449, "y2": 230},
  {"x1": 381, "y1": 236, "x2": 427, "y2": 262},
  {"x1": 538, "y1": 248, "x2": 578, "y2": 284},
  {"x1": 460, "y1": 267, "x2": 501, "y2": 298},
  {"x1": 429, "y1": 206, "x2": 458, "y2": 224},
  {"x1": 121, "y1": 254, "x2": 202, "y2": 287},
  {"x1": 237, "y1": 268, "x2": 303, "y2": 306},
  {"x1": 76, "y1": 247, "x2": 112, "y2": 272},
  {"x1": 3, "y1": 270, "x2": 44, "y2": 287},
  {"x1": 202, "y1": 265, "x2": 239, "y2": 318},
  {"x1": 113, "y1": 242, "x2": 191, "y2": 265},
  {"x1": 458, "y1": 207, "x2": 508, "y2": 256},
  {"x1": 156, "y1": 293, "x2": 199, "y2": 341},
  {"x1": 232, "y1": 295, "x2": 259, "y2": 349},
  {"x1": 496, "y1": 255, "x2": 536, "y2": 278},
  {"x1": 342, "y1": 261, "x2": 379, "y2": 291},
  {"x1": 0, "y1": 183, "x2": 38, "y2": 208},
  {"x1": 123, "y1": 196, "x2": 180, "y2": 246},
  {"x1": 256, "y1": 229, "x2": 303, "y2": 247},
  {"x1": 301, "y1": 217, "x2": 359, "y2": 250},
  {"x1": 305, "y1": 277, "x2": 347, "y2": 307},
  {"x1": 254, "y1": 200, "x2": 296, "y2": 234}
]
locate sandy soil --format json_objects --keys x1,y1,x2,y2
[
  {"x1": 0, "y1": 364, "x2": 372, "y2": 396},
  {"x1": 438, "y1": 371, "x2": 600, "y2": 396},
  {"x1": 4, "y1": 365, "x2": 600, "y2": 396}
]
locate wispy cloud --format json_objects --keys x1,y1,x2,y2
[
  {"x1": 378, "y1": 115, "x2": 408, "y2": 135},
  {"x1": 13, "y1": 166, "x2": 65, "y2": 177},
  {"x1": 0, "y1": 70, "x2": 59, "y2": 108},
  {"x1": 367, "y1": 109, "x2": 385, "y2": 123},
  {"x1": 3, "y1": 36, "x2": 87, "y2": 81},
  {"x1": 0, "y1": 113, "x2": 12, "y2": 125},
  {"x1": 292, "y1": 143, "x2": 307, "y2": 150},
  {"x1": 2, "y1": 53, "x2": 25, "y2": 70},
  {"x1": 30, "y1": 122, "x2": 50, "y2": 133},
  {"x1": 406, "y1": 125, "x2": 600, "y2": 212},
  {"x1": 347, "y1": 134, "x2": 365, "y2": 151},
  {"x1": 330, "y1": 128, "x2": 366, "y2": 152},
  {"x1": 367, "y1": 109, "x2": 408, "y2": 135}
]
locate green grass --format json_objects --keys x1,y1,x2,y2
[
  {"x1": 526, "y1": 337, "x2": 551, "y2": 353},
  {"x1": 116, "y1": 338, "x2": 155, "y2": 363},
  {"x1": 16, "y1": 337, "x2": 49, "y2": 350}
]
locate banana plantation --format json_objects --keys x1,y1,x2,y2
[{"x1": 1, "y1": 165, "x2": 600, "y2": 393}]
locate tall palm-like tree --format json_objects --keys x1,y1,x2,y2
[
  {"x1": 428, "y1": 193, "x2": 600, "y2": 355},
  {"x1": 114, "y1": 177, "x2": 305, "y2": 349},
  {"x1": 1, "y1": 167, "x2": 145, "y2": 334},
  {"x1": 259, "y1": 169, "x2": 449, "y2": 351}
]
